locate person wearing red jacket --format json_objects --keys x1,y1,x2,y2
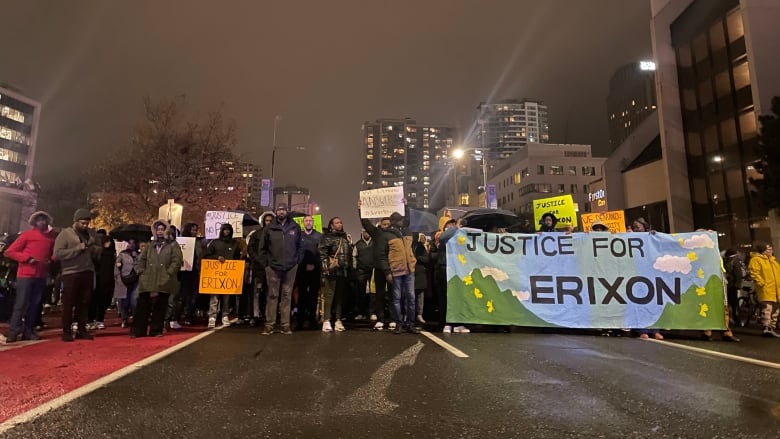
[{"x1": 3, "y1": 211, "x2": 56, "y2": 342}]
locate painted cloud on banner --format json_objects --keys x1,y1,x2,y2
[
  {"x1": 480, "y1": 267, "x2": 509, "y2": 282},
  {"x1": 653, "y1": 255, "x2": 692, "y2": 274},
  {"x1": 681, "y1": 234, "x2": 714, "y2": 249},
  {"x1": 511, "y1": 290, "x2": 531, "y2": 302}
]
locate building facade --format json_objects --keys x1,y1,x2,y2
[
  {"x1": 238, "y1": 162, "x2": 262, "y2": 216},
  {"x1": 652, "y1": 0, "x2": 780, "y2": 248},
  {"x1": 273, "y1": 184, "x2": 311, "y2": 215},
  {"x1": 362, "y1": 118, "x2": 455, "y2": 210},
  {"x1": 607, "y1": 62, "x2": 658, "y2": 151},
  {"x1": 1, "y1": 85, "x2": 41, "y2": 234},
  {"x1": 489, "y1": 143, "x2": 606, "y2": 223},
  {"x1": 476, "y1": 99, "x2": 550, "y2": 161}
]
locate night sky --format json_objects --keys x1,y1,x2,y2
[{"x1": 1, "y1": 0, "x2": 651, "y2": 234}]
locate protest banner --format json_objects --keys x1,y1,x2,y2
[
  {"x1": 581, "y1": 210, "x2": 627, "y2": 233},
  {"x1": 360, "y1": 186, "x2": 404, "y2": 218},
  {"x1": 204, "y1": 211, "x2": 244, "y2": 239},
  {"x1": 445, "y1": 229, "x2": 725, "y2": 330},
  {"x1": 199, "y1": 259, "x2": 245, "y2": 295},
  {"x1": 533, "y1": 194, "x2": 578, "y2": 229},
  {"x1": 293, "y1": 214, "x2": 323, "y2": 233},
  {"x1": 176, "y1": 237, "x2": 196, "y2": 271}
]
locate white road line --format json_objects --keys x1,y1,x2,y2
[
  {"x1": 647, "y1": 339, "x2": 780, "y2": 370},
  {"x1": 420, "y1": 330, "x2": 469, "y2": 358},
  {"x1": 0, "y1": 329, "x2": 216, "y2": 434}
]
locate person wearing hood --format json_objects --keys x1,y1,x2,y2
[
  {"x1": 132, "y1": 219, "x2": 183, "y2": 337},
  {"x1": 318, "y1": 217, "x2": 352, "y2": 332},
  {"x1": 53, "y1": 208, "x2": 100, "y2": 342},
  {"x1": 376, "y1": 211, "x2": 419, "y2": 334},
  {"x1": 538, "y1": 212, "x2": 559, "y2": 233},
  {"x1": 258, "y1": 203, "x2": 302, "y2": 335},
  {"x1": 3, "y1": 211, "x2": 56, "y2": 342},
  {"x1": 747, "y1": 241, "x2": 780, "y2": 338},
  {"x1": 247, "y1": 213, "x2": 275, "y2": 326},
  {"x1": 204, "y1": 223, "x2": 240, "y2": 328}
]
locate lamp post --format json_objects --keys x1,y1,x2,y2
[
  {"x1": 268, "y1": 115, "x2": 306, "y2": 207},
  {"x1": 453, "y1": 147, "x2": 489, "y2": 208}
]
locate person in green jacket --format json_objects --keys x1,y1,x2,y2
[{"x1": 132, "y1": 220, "x2": 183, "y2": 337}]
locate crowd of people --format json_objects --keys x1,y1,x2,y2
[{"x1": 1, "y1": 203, "x2": 780, "y2": 344}]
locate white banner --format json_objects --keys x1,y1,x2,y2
[
  {"x1": 360, "y1": 186, "x2": 404, "y2": 218},
  {"x1": 204, "y1": 211, "x2": 244, "y2": 239},
  {"x1": 176, "y1": 237, "x2": 197, "y2": 271}
]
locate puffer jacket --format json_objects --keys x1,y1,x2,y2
[
  {"x1": 319, "y1": 230, "x2": 351, "y2": 278},
  {"x1": 376, "y1": 226, "x2": 416, "y2": 277},
  {"x1": 136, "y1": 221, "x2": 183, "y2": 295},
  {"x1": 259, "y1": 217, "x2": 302, "y2": 271},
  {"x1": 748, "y1": 252, "x2": 780, "y2": 303}
]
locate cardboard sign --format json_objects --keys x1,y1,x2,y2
[
  {"x1": 199, "y1": 259, "x2": 245, "y2": 295},
  {"x1": 176, "y1": 237, "x2": 197, "y2": 271},
  {"x1": 581, "y1": 210, "x2": 627, "y2": 233},
  {"x1": 205, "y1": 211, "x2": 244, "y2": 239},
  {"x1": 360, "y1": 186, "x2": 404, "y2": 218},
  {"x1": 533, "y1": 194, "x2": 578, "y2": 229},
  {"x1": 293, "y1": 214, "x2": 323, "y2": 233}
]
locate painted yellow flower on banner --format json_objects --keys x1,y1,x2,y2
[
  {"x1": 474, "y1": 288, "x2": 483, "y2": 299},
  {"x1": 697, "y1": 268, "x2": 704, "y2": 279},
  {"x1": 687, "y1": 252, "x2": 698, "y2": 262},
  {"x1": 457, "y1": 254, "x2": 467, "y2": 264},
  {"x1": 678, "y1": 238, "x2": 684, "y2": 246},
  {"x1": 698, "y1": 303, "x2": 709, "y2": 317},
  {"x1": 696, "y1": 286, "x2": 706, "y2": 296},
  {"x1": 486, "y1": 300, "x2": 494, "y2": 313},
  {"x1": 457, "y1": 236, "x2": 466, "y2": 245},
  {"x1": 464, "y1": 275, "x2": 473, "y2": 286}
]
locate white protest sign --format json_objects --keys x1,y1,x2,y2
[
  {"x1": 360, "y1": 186, "x2": 404, "y2": 218},
  {"x1": 114, "y1": 240, "x2": 128, "y2": 254},
  {"x1": 176, "y1": 237, "x2": 197, "y2": 271},
  {"x1": 204, "y1": 211, "x2": 244, "y2": 239}
]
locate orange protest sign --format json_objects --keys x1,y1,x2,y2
[
  {"x1": 199, "y1": 259, "x2": 245, "y2": 295},
  {"x1": 581, "y1": 210, "x2": 627, "y2": 233}
]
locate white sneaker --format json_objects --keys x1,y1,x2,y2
[
  {"x1": 71, "y1": 323, "x2": 78, "y2": 332},
  {"x1": 416, "y1": 315, "x2": 426, "y2": 324},
  {"x1": 96, "y1": 321, "x2": 105, "y2": 330},
  {"x1": 86, "y1": 322, "x2": 96, "y2": 330},
  {"x1": 443, "y1": 325, "x2": 452, "y2": 333},
  {"x1": 453, "y1": 326, "x2": 470, "y2": 333},
  {"x1": 169, "y1": 321, "x2": 182, "y2": 330},
  {"x1": 389, "y1": 322, "x2": 397, "y2": 330},
  {"x1": 208, "y1": 317, "x2": 216, "y2": 329},
  {"x1": 334, "y1": 320, "x2": 345, "y2": 332},
  {"x1": 354, "y1": 314, "x2": 365, "y2": 321},
  {"x1": 369, "y1": 314, "x2": 378, "y2": 322},
  {"x1": 322, "y1": 321, "x2": 333, "y2": 332},
  {"x1": 373, "y1": 321, "x2": 384, "y2": 331},
  {"x1": 222, "y1": 316, "x2": 231, "y2": 327}
]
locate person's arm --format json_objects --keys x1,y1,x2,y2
[
  {"x1": 167, "y1": 243, "x2": 184, "y2": 275},
  {"x1": 748, "y1": 258, "x2": 765, "y2": 289},
  {"x1": 203, "y1": 240, "x2": 217, "y2": 260},
  {"x1": 257, "y1": 228, "x2": 269, "y2": 267},
  {"x1": 438, "y1": 227, "x2": 458, "y2": 245},
  {"x1": 3, "y1": 233, "x2": 31, "y2": 263},
  {"x1": 53, "y1": 231, "x2": 85, "y2": 261},
  {"x1": 375, "y1": 235, "x2": 390, "y2": 276},
  {"x1": 136, "y1": 245, "x2": 148, "y2": 275}
]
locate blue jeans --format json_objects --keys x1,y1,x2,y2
[
  {"x1": 119, "y1": 284, "x2": 137, "y2": 320},
  {"x1": 392, "y1": 273, "x2": 415, "y2": 328},
  {"x1": 8, "y1": 277, "x2": 46, "y2": 338}
]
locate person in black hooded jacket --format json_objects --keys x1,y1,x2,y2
[
  {"x1": 205, "y1": 223, "x2": 240, "y2": 328},
  {"x1": 318, "y1": 217, "x2": 352, "y2": 332}
]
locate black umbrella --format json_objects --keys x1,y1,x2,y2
[
  {"x1": 460, "y1": 208, "x2": 520, "y2": 231},
  {"x1": 228, "y1": 210, "x2": 260, "y2": 226},
  {"x1": 110, "y1": 223, "x2": 153, "y2": 242}
]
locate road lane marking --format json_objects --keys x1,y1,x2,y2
[
  {"x1": 0, "y1": 329, "x2": 217, "y2": 434},
  {"x1": 420, "y1": 330, "x2": 469, "y2": 358},
  {"x1": 647, "y1": 339, "x2": 780, "y2": 370}
]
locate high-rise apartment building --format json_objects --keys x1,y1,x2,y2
[
  {"x1": 362, "y1": 118, "x2": 455, "y2": 210},
  {"x1": 1, "y1": 85, "x2": 40, "y2": 234},
  {"x1": 651, "y1": 0, "x2": 780, "y2": 248},
  {"x1": 476, "y1": 99, "x2": 549, "y2": 161},
  {"x1": 607, "y1": 62, "x2": 658, "y2": 150},
  {"x1": 273, "y1": 184, "x2": 311, "y2": 214},
  {"x1": 238, "y1": 162, "x2": 262, "y2": 216}
]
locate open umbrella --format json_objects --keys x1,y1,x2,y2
[
  {"x1": 460, "y1": 208, "x2": 520, "y2": 231},
  {"x1": 110, "y1": 223, "x2": 153, "y2": 242},
  {"x1": 408, "y1": 209, "x2": 439, "y2": 233},
  {"x1": 228, "y1": 211, "x2": 260, "y2": 227}
]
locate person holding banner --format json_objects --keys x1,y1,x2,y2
[
  {"x1": 259, "y1": 203, "x2": 302, "y2": 335},
  {"x1": 359, "y1": 207, "x2": 393, "y2": 331},
  {"x1": 132, "y1": 220, "x2": 183, "y2": 338},
  {"x1": 319, "y1": 217, "x2": 352, "y2": 332},
  {"x1": 204, "y1": 223, "x2": 241, "y2": 329}
]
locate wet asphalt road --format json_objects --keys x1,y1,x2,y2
[{"x1": 4, "y1": 325, "x2": 780, "y2": 439}]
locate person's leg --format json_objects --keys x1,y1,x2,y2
[
  {"x1": 60, "y1": 274, "x2": 78, "y2": 335},
  {"x1": 150, "y1": 293, "x2": 169, "y2": 335},
  {"x1": 208, "y1": 295, "x2": 220, "y2": 320},
  {"x1": 402, "y1": 274, "x2": 416, "y2": 328},
  {"x1": 375, "y1": 270, "x2": 388, "y2": 320},
  {"x1": 334, "y1": 277, "x2": 348, "y2": 322},
  {"x1": 132, "y1": 292, "x2": 152, "y2": 337},
  {"x1": 22, "y1": 278, "x2": 46, "y2": 338},
  {"x1": 436, "y1": 270, "x2": 448, "y2": 328},
  {"x1": 264, "y1": 267, "x2": 282, "y2": 328},
  {"x1": 75, "y1": 271, "x2": 94, "y2": 334},
  {"x1": 415, "y1": 289, "x2": 425, "y2": 321},
  {"x1": 6, "y1": 277, "x2": 33, "y2": 339},
  {"x1": 278, "y1": 265, "x2": 298, "y2": 330},
  {"x1": 391, "y1": 276, "x2": 403, "y2": 326},
  {"x1": 322, "y1": 278, "x2": 335, "y2": 324}
]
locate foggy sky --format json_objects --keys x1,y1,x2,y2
[{"x1": 0, "y1": 0, "x2": 652, "y2": 234}]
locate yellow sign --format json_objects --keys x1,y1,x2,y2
[
  {"x1": 581, "y1": 210, "x2": 627, "y2": 233},
  {"x1": 199, "y1": 259, "x2": 245, "y2": 295},
  {"x1": 533, "y1": 194, "x2": 578, "y2": 229},
  {"x1": 293, "y1": 214, "x2": 323, "y2": 233}
]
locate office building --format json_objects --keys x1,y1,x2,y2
[
  {"x1": 476, "y1": 99, "x2": 550, "y2": 161},
  {"x1": 607, "y1": 62, "x2": 658, "y2": 151},
  {"x1": 274, "y1": 184, "x2": 311, "y2": 214},
  {"x1": 238, "y1": 162, "x2": 262, "y2": 216}
]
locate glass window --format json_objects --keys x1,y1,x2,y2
[
  {"x1": 693, "y1": 33, "x2": 709, "y2": 62},
  {"x1": 539, "y1": 184, "x2": 552, "y2": 193},
  {"x1": 537, "y1": 165, "x2": 544, "y2": 175},
  {"x1": 739, "y1": 110, "x2": 757, "y2": 139},
  {"x1": 582, "y1": 166, "x2": 596, "y2": 176},
  {"x1": 570, "y1": 184, "x2": 578, "y2": 194},
  {"x1": 682, "y1": 88, "x2": 698, "y2": 111},
  {"x1": 568, "y1": 166, "x2": 577, "y2": 176},
  {"x1": 557, "y1": 184, "x2": 565, "y2": 193},
  {"x1": 550, "y1": 165, "x2": 564, "y2": 175},
  {"x1": 733, "y1": 62, "x2": 750, "y2": 90},
  {"x1": 687, "y1": 131, "x2": 703, "y2": 157},
  {"x1": 727, "y1": 10, "x2": 744, "y2": 43},
  {"x1": 677, "y1": 44, "x2": 693, "y2": 68},
  {"x1": 720, "y1": 118, "x2": 738, "y2": 148},
  {"x1": 698, "y1": 79, "x2": 713, "y2": 107},
  {"x1": 714, "y1": 70, "x2": 732, "y2": 99},
  {"x1": 703, "y1": 125, "x2": 719, "y2": 154},
  {"x1": 709, "y1": 22, "x2": 726, "y2": 52}
]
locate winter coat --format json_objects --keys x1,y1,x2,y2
[
  {"x1": 376, "y1": 227, "x2": 416, "y2": 278},
  {"x1": 725, "y1": 255, "x2": 747, "y2": 288},
  {"x1": 3, "y1": 227, "x2": 56, "y2": 278},
  {"x1": 137, "y1": 222, "x2": 183, "y2": 295},
  {"x1": 300, "y1": 229, "x2": 323, "y2": 267},
  {"x1": 748, "y1": 252, "x2": 780, "y2": 303},
  {"x1": 412, "y1": 240, "x2": 429, "y2": 290},
  {"x1": 53, "y1": 226, "x2": 99, "y2": 275},
  {"x1": 319, "y1": 230, "x2": 352, "y2": 278},
  {"x1": 354, "y1": 238, "x2": 374, "y2": 271},
  {"x1": 204, "y1": 224, "x2": 240, "y2": 262},
  {"x1": 113, "y1": 250, "x2": 138, "y2": 299},
  {"x1": 95, "y1": 244, "x2": 116, "y2": 293},
  {"x1": 259, "y1": 218, "x2": 302, "y2": 272}
]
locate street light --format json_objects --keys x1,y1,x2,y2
[
  {"x1": 452, "y1": 147, "x2": 489, "y2": 207},
  {"x1": 268, "y1": 115, "x2": 306, "y2": 207}
]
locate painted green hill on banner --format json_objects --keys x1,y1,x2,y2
[
  {"x1": 652, "y1": 275, "x2": 726, "y2": 330},
  {"x1": 447, "y1": 269, "x2": 553, "y2": 326}
]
